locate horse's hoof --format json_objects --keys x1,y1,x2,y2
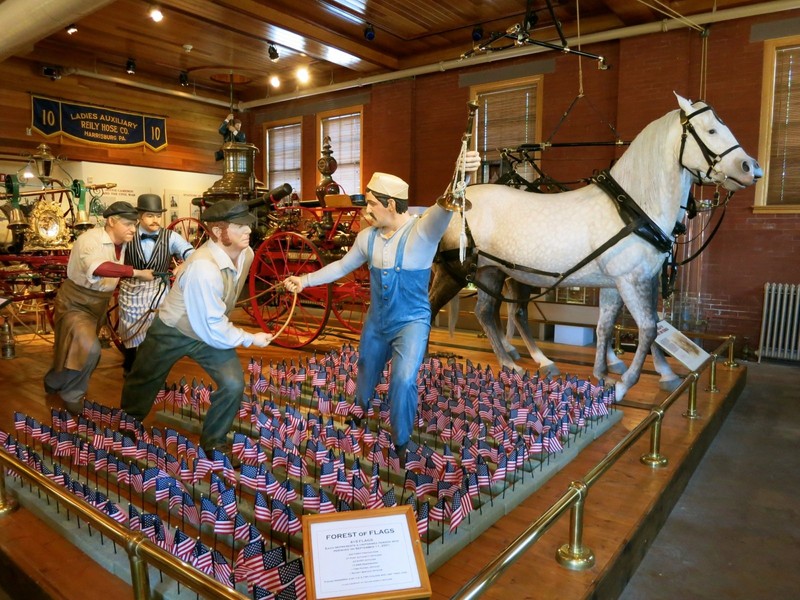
[
  {"x1": 659, "y1": 377, "x2": 682, "y2": 392},
  {"x1": 607, "y1": 361, "x2": 626, "y2": 375},
  {"x1": 614, "y1": 381, "x2": 628, "y2": 401},
  {"x1": 540, "y1": 363, "x2": 560, "y2": 377}
]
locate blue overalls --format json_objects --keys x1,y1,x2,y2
[{"x1": 355, "y1": 222, "x2": 431, "y2": 448}]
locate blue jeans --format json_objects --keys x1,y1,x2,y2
[
  {"x1": 355, "y1": 319, "x2": 429, "y2": 447},
  {"x1": 121, "y1": 317, "x2": 244, "y2": 449}
]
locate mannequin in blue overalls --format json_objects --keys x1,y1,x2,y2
[{"x1": 283, "y1": 156, "x2": 479, "y2": 464}]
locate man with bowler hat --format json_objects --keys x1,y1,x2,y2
[
  {"x1": 122, "y1": 200, "x2": 272, "y2": 456},
  {"x1": 45, "y1": 201, "x2": 155, "y2": 415},
  {"x1": 118, "y1": 194, "x2": 196, "y2": 375}
]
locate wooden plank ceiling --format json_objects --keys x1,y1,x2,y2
[{"x1": 14, "y1": 0, "x2": 771, "y2": 103}]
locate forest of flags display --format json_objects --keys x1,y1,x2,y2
[{"x1": 0, "y1": 344, "x2": 615, "y2": 596}]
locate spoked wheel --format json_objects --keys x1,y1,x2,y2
[
  {"x1": 249, "y1": 231, "x2": 331, "y2": 348},
  {"x1": 167, "y1": 217, "x2": 209, "y2": 269},
  {"x1": 331, "y1": 264, "x2": 370, "y2": 335},
  {"x1": 104, "y1": 290, "x2": 125, "y2": 353}
]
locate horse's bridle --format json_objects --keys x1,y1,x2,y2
[{"x1": 678, "y1": 105, "x2": 742, "y2": 185}]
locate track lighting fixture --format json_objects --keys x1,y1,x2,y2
[
  {"x1": 179, "y1": 71, "x2": 189, "y2": 87},
  {"x1": 364, "y1": 23, "x2": 375, "y2": 41},
  {"x1": 149, "y1": 5, "x2": 163, "y2": 22},
  {"x1": 472, "y1": 25, "x2": 483, "y2": 42},
  {"x1": 65, "y1": 24, "x2": 78, "y2": 35},
  {"x1": 268, "y1": 44, "x2": 279, "y2": 62},
  {"x1": 126, "y1": 58, "x2": 136, "y2": 75}
]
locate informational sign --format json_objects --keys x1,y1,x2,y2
[
  {"x1": 303, "y1": 506, "x2": 431, "y2": 600},
  {"x1": 655, "y1": 319, "x2": 710, "y2": 372},
  {"x1": 31, "y1": 95, "x2": 167, "y2": 151}
]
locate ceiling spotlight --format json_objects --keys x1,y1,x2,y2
[
  {"x1": 268, "y1": 44, "x2": 279, "y2": 62},
  {"x1": 126, "y1": 58, "x2": 136, "y2": 75},
  {"x1": 179, "y1": 71, "x2": 189, "y2": 87},
  {"x1": 296, "y1": 67, "x2": 310, "y2": 84},
  {"x1": 269, "y1": 75, "x2": 280, "y2": 88},
  {"x1": 364, "y1": 23, "x2": 375, "y2": 41},
  {"x1": 149, "y1": 5, "x2": 163, "y2": 22},
  {"x1": 65, "y1": 24, "x2": 78, "y2": 35},
  {"x1": 472, "y1": 25, "x2": 483, "y2": 42}
]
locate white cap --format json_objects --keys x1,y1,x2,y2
[{"x1": 366, "y1": 172, "x2": 408, "y2": 200}]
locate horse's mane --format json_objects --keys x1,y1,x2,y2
[{"x1": 610, "y1": 107, "x2": 692, "y2": 232}]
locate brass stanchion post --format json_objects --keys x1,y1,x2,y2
[
  {"x1": 706, "y1": 352, "x2": 719, "y2": 393},
  {"x1": 127, "y1": 536, "x2": 152, "y2": 600},
  {"x1": 556, "y1": 481, "x2": 595, "y2": 570},
  {"x1": 682, "y1": 373, "x2": 701, "y2": 420},
  {"x1": 640, "y1": 407, "x2": 668, "y2": 467},
  {"x1": 724, "y1": 335, "x2": 739, "y2": 368},
  {"x1": 614, "y1": 324, "x2": 624, "y2": 355}
]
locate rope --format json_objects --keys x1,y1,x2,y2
[{"x1": 636, "y1": 0, "x2": 704, "y2": 32}]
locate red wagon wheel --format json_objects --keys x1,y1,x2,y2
[
  {"x1": 331, "y1": 264, "x2": 370, "y2": 334},
  {"x1": 104, "y1": 290, "x2": 125, "y2": 353},
  {"x1": 167, "y1": 217, "x2": 209, "y2": 269},
  {"x1": 249, "y1": 231, "x2": 331, "y2": 348}
]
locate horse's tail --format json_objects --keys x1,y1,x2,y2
[{"x1": 447, "y1": 295, "x2": 460, "y2": 338}]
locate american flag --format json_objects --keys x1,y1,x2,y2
[
  {"x1": 213, "y1": 506, "x2": 234, "y2": 535},
  {"x1": 234, "y1": 537, "x2": 266, "y2": 582},
  {"x1": 180, "y1": 492, "x2": 200, "y2": 526},
  {"x1": 253, "y1": 558, "x2": 304, "y2": 593},
  {"x1": 191, "y1": 539, "x2": 213, "y2": 574},
  {"x1": 171, "y1": 527, "x2": 195, "y2": 562},
  {"x1": 318, "y1": 488, "x2": 336, "y2": 514},
  {"x1": 234, "y1": 513, "x2": 251, "y2": 541},
  {"x1": 253, "y1": 491, "x2": 271, "y2": 522},
  {"x1": 302, "y1": 483, "x2": 320, "y2": 511},
  {"x1": 211, "y1": 550, "x2": 233, "y2": 586},
  {"x1": 417, "y1": 501, "x2": 430, "y2": 537}
]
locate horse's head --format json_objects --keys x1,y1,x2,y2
[{"x1": 675, "y1": 93, "x2": 762, "y2": 191}]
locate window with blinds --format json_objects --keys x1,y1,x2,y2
[
  {"x1": 757, "y1": 36, "x2": 800, "y2": 212},
  {"x1": 320, "y1": 110, "x2": 362, "y2": 195},
  {"x1": 472, "y1": 76, "x2": 542, "y2": 185},
  {"x1": 266, "y1": 122, "x2": 301, "y2": 196}
]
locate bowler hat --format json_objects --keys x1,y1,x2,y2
[
  {"x1": 136, "y1": 194, "x2": 166, "y2": 214},
  {"x1": 200, "y1": 200, "x2": 256, "y2": 226},
  {"x1": 102, "y1": 201, "x2": 139, "y2": 220}
]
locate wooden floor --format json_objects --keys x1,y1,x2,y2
[{"x1": 0, "y1": 320, "x2": 745, "y2": 600}]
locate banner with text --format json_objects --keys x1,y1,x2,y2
[{"x1": 31, "y1": 95, "x2": 167, "y2": 151}]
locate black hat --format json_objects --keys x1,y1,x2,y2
[
  {"x1": 200, "y1": 200, "x2": 256, "y2": 226},
  {"x1": 136, "y1": 194, "x2": 165, "y2": 214},
  {"x1": 102, "y1": 201, "x2": 138, "y2": 220}
]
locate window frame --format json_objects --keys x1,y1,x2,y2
[
  {"x1": 469, "y1": 75, "x2": 544, "y2": 185},
  {"x1": 316, "y1": 106, "x2": 363, "y2": 196},
  {"x1": 263, "y1": 117, "x2": 302, "y2": 196},
  {"x1": 755, "y1": 34, "x2": 800, "y2": 214}
]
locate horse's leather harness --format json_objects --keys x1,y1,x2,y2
[{"x1": 439, "y1": 169, "x2": 675, "y2": 301}]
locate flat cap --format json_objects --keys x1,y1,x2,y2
[
  {"x1": 200, "y1": 199, "x2": 256, "y2": 226},
  {"x1": 102, "y1": 201, "x2": 139, "y2": 220},
  {"x1": 366, "y1": 172, "x2": 408, "y2": 201}
]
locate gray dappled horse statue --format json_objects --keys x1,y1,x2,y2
[{"x1": 430, "y1": 94, "x2": 761, "y2": 401}]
